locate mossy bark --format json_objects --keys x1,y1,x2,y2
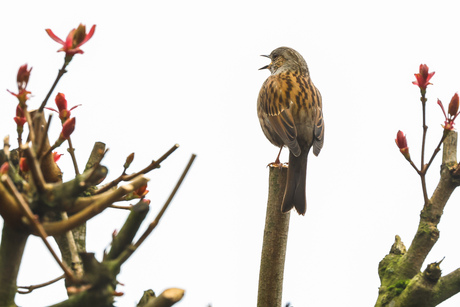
[{"x1": 375, "y1": 131, "x2": 460, "y2": 306}]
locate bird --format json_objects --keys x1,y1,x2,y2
[{"x1": 257, "y1": 47, "x2": 324, "y2": 215}]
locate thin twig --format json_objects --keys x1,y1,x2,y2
[
  {"x1": 426, "y1": 132, "x2": 449, "y2": 172},
  {"x1": 420, "y1": 175, "x2": 429, "y2": 206},
  {"x1": 38, "y1": 62, "x2": 68, "y2": 113},
  {"x1": 96, "y1": 144, "x2": 179, "y2": 195},
  {"x1": 126, "y1": 144, "x2": 180, "y2": 181},
  {"x1": 17, "y1": 274, "x2": 65, "y2": 294},
  {"x1": 17, "y1": 128, "x2": 23, "y2": 148},
  {"x1": 110, "y1": 204, "x2": 133, "y2": 210},
  {"x1": 2, "y1": 176, "x2": 75, "y2": 282},
  {"x1": 135, "y1": 154, "x2": 196, "y2": 249},
  {"x1": 67, "y1": 137, "x2": 80, "y2": 176},
  {"x1": 408, "y1": 159, "x2": 420, "y2": 174},
  {"x1": 420, "y1": 96, "x2": 429, "y2": 204},
  {"x1": 115, "y1": 154, "x2": 196, "y2": 266},
  {"x1": 421, "y1": 99, "x2": 427, "y2": 167}
]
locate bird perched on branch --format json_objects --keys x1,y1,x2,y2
[{"x1": 257, "y1": 47, "x2": 324, "y2": 215}]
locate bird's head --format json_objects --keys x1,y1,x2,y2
[{"x1": 259, "y1": 47, "x2": 309, "y2": 75}]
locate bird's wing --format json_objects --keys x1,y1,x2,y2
[
  {"x1": 259, "y1": 74, "x2": 301, "y2": 156},
  {"x1": 312, "y1": 90, "x2": 324, "y2": 156}
]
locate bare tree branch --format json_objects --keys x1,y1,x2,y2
[
  {"x1": 96, "y1": 144, "x2": 180, "y2": 195},
  {"x1": 2, "y1": 176, "x2": 76, "y2": 282},
  {"x1": 114, "y1": 154, "x2": 196, "y2": 267},
  {"x1": 17, "y1": 274, "x2": 64, "y2": 294},
  {"x1": 257, "y1": 166, "x2": 290, "y2": 307},
  {"x1": 42, "y1": 175, "x2": 149, "y2": 236}
]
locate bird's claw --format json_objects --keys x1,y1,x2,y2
[{"x1": 267, "y1": 161, "x2": 288, "y2": 168}]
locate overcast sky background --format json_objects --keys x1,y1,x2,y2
[{"x1": 2, "y1": 1, "x2": 460, "y2": 306}]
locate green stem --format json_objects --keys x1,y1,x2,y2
[{"x1": 420, "y1": 96, "x2": 429, "y2": 204}]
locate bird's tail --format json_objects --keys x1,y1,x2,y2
[{"x1": 281, "y1": 151, "x2": 308, "y2": 215}]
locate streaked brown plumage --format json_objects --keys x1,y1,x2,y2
[{"x1": 257, "y1": 47, "x2": 324, "y2": 215}]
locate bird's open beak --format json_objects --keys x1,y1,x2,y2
[{"x1": 259, "y1": 55, "x2": 271, "y2": 70}]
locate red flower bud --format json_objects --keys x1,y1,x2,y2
[
  {"x1": 59, "y1": 117, "x2": 76, "y2": 140},
  {"x1": 14, "y1": 105, "x2": 27, "y2": 126},
  {"x1": 420, "y1": 64, "x2": 429, "y2": 79},
  {"x1": 19, "y1": 157, "x2": 29, "y2": 172},
  {"x1": 8, "y1": 89, "x2": 31, "y2": 107},
  {"x1": 46, "y1": 93, "x2": 80, "y2": 123},
  {"x1": 46, "y1": 24, "x2": 96, "y2": 61},
  {"x1": 73, "y1": 24, "x2": 90, "y2": 47},
  {"x1": 0, "y1": 162, "x2": 9, "y2": 175},
  {"x1": 14, "y1": 105, "x2": 27, "y2": 135},
  {"x1": 55, "y1": 93, "x2": 67, "y2": 111},
  {"x1": 395, "y1": 130, "x2": 407, "y2": 149},
  {"x1": 16, "y1": 104, "x2": 24, "y2": 117},
  {"x1": 14, "y1": 117, "x2": 26, "y2": 126},
  {"x1": 124, "y1": 184, "x2": 150, "y2": 200},
  {"x1": 439, "y1": 95, "x2": 460, "y2": 131},
  {"x1": 7, "y1": 65, "x2": 33, "y2": 107},
  {"x1": 124, "y1": 153, "x2": 135, "y2": 169},
  {"x1": 395, "y1": 130, "x2": 411, "y2": 161},
  {"x1": 133, "y1": 184, "x2": 149, "y2": 198},
  {"x1": 448, "y1": 93, "x2": 459, "y2": 118},
  {"x1": 14, "y1": 116, "x2": 27, "y2": 127},
  {"x1": 412, "y1": 64, "x2": 435, "y2": 92},
  {"x1": 17, "y1": 64, "x2": 32, "y2": 91},
  {"x1": 53, "y1": 152, "x2": 63, "y2": 163}
]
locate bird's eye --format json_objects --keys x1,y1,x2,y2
[{"x1": 274, "y1": 55, "x2": 283, "y2": 62}]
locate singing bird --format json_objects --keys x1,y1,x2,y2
[{"x1": 257, "y1": 47, "x2": 324, "y2": 215}]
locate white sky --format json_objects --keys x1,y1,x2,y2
[{"x1": 2, "y1": 1, "x2": 460, "y2": 306}]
